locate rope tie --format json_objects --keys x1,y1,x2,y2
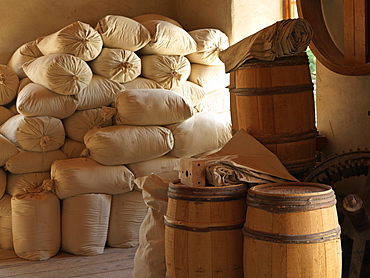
[{"x1": 40, "y1": 135, "x2": 51, "y2": 151}]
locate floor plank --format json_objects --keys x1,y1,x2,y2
[{"x1": 0, "y1": 247, "x2": 137, "y2": 278}]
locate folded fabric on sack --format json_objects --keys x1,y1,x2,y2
[
  {"x1": 219, "y1": 18, "x2": 313, "y2": 73},
  {"x1": 203, "y1": 129, "x2": 298, "y2": 186}
]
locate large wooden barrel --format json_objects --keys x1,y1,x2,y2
[
  {"x1": 243, "y1": 182, "x2": 342, "y2": 278},
  {"x1": 229, "y1": 53, "x2": 317, "y2": 175},
  {"x1": 165, "y1": 180, "x2": 247, "y2": 278}
]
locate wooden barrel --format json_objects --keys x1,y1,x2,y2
[
  {"x1": 165, "y1": 180, "x2": 247, "y2": 278},
  {"x1": 229, "y1": 53, "x2": 317, "y2": 175},
  {"x1": 243, "y1": 182, "x2": 342, "y2": 278}
]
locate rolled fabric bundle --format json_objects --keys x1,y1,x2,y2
[{"x1": 219, "y1": 18, "x2": 313, "y2": 72}]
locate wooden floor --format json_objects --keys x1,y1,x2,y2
[{"x1": 0, "y1": 246, "x2": 137, "y2": 278}]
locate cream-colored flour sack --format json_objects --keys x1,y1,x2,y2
[
  {"x1": 172, "y1": 81, "x2": 207, "y2": 106},
  {"x1": 6, "y1": 171, "x2": 51, "y2": 197},
  {"x1": 17, "y1": 83, "x2": 78, "y2": 119},
  {"x1": 63, "y1": 107, "x2": 115, "y2": 142},
  {"x1": 62, "y1": 193, "x2": 111, "y2": 256},
  {"x1": 0, "y1": 64, "x2": 19, "y2": 105},
  {"x1": 5, "y1": 149, "x2": 67, "y2": 174},
  {"x1": 37, "y1": 21, "x2": 103, "y2": 61},
  {"x1": 49, "y1": 157, "x2": 134, "y2": 199},
  {"x1": 89, "y1": 48, "x2": 141, "y2": 83},
  {"x1": 7, "y1": 38, "x2": 44, "y2": 79},
  {"x1": 0, "y1": 168, "x2": 6, "y2": 199},
  {"x1": 0, "y1": 194, "x2": 13, "y2": 250},
  {"x1": 84, "y1": 125, "x2": 174, "y2": 165},
  {"x1": 0, "y1": 114, "x2": 65, "y2": 152},
  {"x1": 122, "y1": 77, "x2": 162, "y2": 90},
  {"x1": 76, "y1": 74, "x2": 125, "y2": 110},
  {"x1": 166, "y1": 112, "x2": 232, "y2": 158},
  {"x1": 12, "y1": 188, "x2": 60, "y2": 261},
  {"x1": 195, "y1": 88, "x2": 230, "y2": 114},
  {"x1": 107, "y1": 190, "x2": 147, "y2": 248},
  {"x1": 140, "y1": 55, "x2": 191, "y2": 90},
  {"x1": 17, "y1": 77, "x2": 32, "y2": 93},
  {"x1": 95, "y1": 15, "x2": 151, "y2": 51},
  {"x1": 133, "y1": 175, "x2": 170, "y2": 278},
  {"x1": 186, "y1": 28, "x2": 229, "y2": 65},
  {"x1": 133, "y1": 14, "x2": 183, "y2": 28},
  {"x1": 114, "y1": 89, "x2": 193, "y2": 126},
  {"x1": 0, "y1": 134, "x2": 19, "y2": 167},
  {"x1": 127, "y1": 155, "x2": 180, "y2": 181},
  {"x1": 139, "y1": 20, "x2": 197, "y2": 56},
  {"x1": 188, "y1": 63, "x2": 230, "y2": 93},
  {"x1": 0, "y1": 106, "x2": 15, "y2": 126},
  {"x1": 61, "y1": 137, "x2": 86, "y2": 159},
  {"x1": 22, "y1": 53, "x2": 93, "y2": 96}
]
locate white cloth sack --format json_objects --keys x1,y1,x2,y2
[
  {"x1": 60, "y1": 137, "x2": 86, "y2": 159},
  {"x1": 172, "y1": 81, "x2": 207, "y2": 106},
  {"x1": 107, "y1": 190, "x2": 147, "y2": 248},
  {"x1": 188, "y1": 63, "x2": 230, "y2": 93},
  {"x1": 37, "y1": 21, "x2": 103, "y2": 61},
  {"x1": 76, "y1": 74, "x2": 125, "y2": 110},
  {"x1": 11, "y1": 187, "x2": 61, "y2": 260},
  {"x1": 0, "y1": 194, "x2": 13, "y2": 250},
  {"x1": 47, "y1": 157, "x2": 134, "y2": 199},
  {"x1": 133, "y1": 14, "x2": 183, "y2": 28},
  {"x1": 83, "y1": 125, "x2": 174, "y2": 165},
  {"x1": 63, "y1": 107, "x2": 115, "y2": 142},
  {"x1": 0, "y1": 106, "x2": 15, "y2": 126},
  {"x1": 62, "y1": 193, "x2": 111, "y2": 256},
  {"x1": 0, "y1": 134, "x2": 19, "y2": 167},
  {"x1": 5, "y1": 149, "x2": 67, "y2": 174},
  {"x1": 195, "y1": 88, "x2": 230, "y2": 114},
  {"x1": 166, "y1": 112, "x2": 232, "y2": 158},
  {"x1": 0, "y1": 64, "x2": 19, "y2": 105},
  {"x1": 114, "y1": 89, "x2": 193, "y2": 126},
  {"x1": 123, "y1": 77, "x2": 162, "y2": 90},
  {"x1": 0, "y1": 168, "x2": 6, "y2": 199},
  {"x1": 140, "y1": 55, "x2": 191, "y2": 90},
  {"x1": 16, "y1": 82, "x2": 78, "y2": 119},
  {"x1": 133, "y1": 174, "x2": 170, "y2": 278},
  {"x1": 139, "y1": 20, "x2": 197, "y2": 56},
  {"x1": 219, "y1": 18, "x2": 313, "y2": 72},
  {"x1": 95, "y1": 15, "x2": 151, "y2": 51},
  {"x1": 7, "y1": 38, "x2": 44, "y2": 79},
  {"x1": 6, "y1": 171, "x2": 51, "y2": 197},
  {"x1": 127, "y1": 155, "x2": 180, "y2": 181},
  {"x1": 186, "y1": 28, "x2": 229, "y2": 65},
  {"x1": 22, "y1": 53, "x2": 93, "y2": 96},
  {"x1": 89, "y1": 48, "x2": 141, "y2": 83},
  {"x1": 0, "y1": 114, "x2": 65, "y2": 152}
]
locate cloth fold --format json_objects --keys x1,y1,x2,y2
[{"x1": 219, "y1": 18, "x2": 313, "y2": 73}]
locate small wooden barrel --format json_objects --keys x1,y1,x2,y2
[
  {"x1": 165, "y1": 180, "x2": 247, "y2": 278},
  {"x1": 244, "y1": 182, "x2": 342, "y2": 278},
  {"x1": 229, "y1": 53, "x2": 317, "y2": 175}
]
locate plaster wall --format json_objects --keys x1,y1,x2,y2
[{"x1": 316, "y1": 0, "x2": 370, "y2": 158}]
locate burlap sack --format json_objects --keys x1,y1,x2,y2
[
  {"x1": 0, "y1": 134, "x2": 19, "y2": 167},
  {"x1": 123, "y1": 77, "x2": 162, "y2": 90},
  {"x1": 62, "y1": 193, "x2": 111, "y2": 256},
  {"x1": 22, "y1": 53, "x2": 93, "y2": 96},
  {"x1": 195, "y1": 88, "x2": 230, "y2": 114},
  {"x1": 140, "y1": 55, "x2": 191, "y2": 90},
  {"x1": 16, "y1": 82, "x2": 78, "y2": 119},
  {"x1": 133, "y1": 14, "x2": 182, "y2": 28},
  {"x1": 114, "y1": 89, "x2": 193, "y2": 126},
  {"x1": 6, "y1": 171, "x2": 51, "y2": 197},
  {"x1": 83, "y1": 125, "x2": 174, "y2": 165},
  {"x1": 0, "y1": 194, "x2": 13, "y2": 250},
  {"x1": 133, "y1": 174, "x2": 170, "y2": 278},
  {"x1": 172, "y1": 80, "x2": 207, "y2": 106},
  {"x1": 0, "y1": 106, "x2": 15, "y2": 126},
  {"x1": 0, "y1": 64, "x2": 19, "y2": 105},
  {"x1": 139, "y1": 20, "x2": 196, "y2": 56},
  {"x1": 95, "y1": 15, "x2": 151, "y2": 51},
  {"x1": 89, "y1": 48, "x2": 141, "y2": 83},
  {"x1": 37, "y1": 21, "x2": 103, "y2": 61},
  {"x1": 60, "y1": 137, "x2": 86, "y2": 159},
  {"x1": 186, "y1": 28, "x2": 229, "y2": 65},
  {"x1": 188, "y1": 63, "x2": 230, "y2": 93},
  {"x1": 166, "y1": 112, "x2": 232, "y2": 158},
  {"x1": 0, "y1": 168, "x2": 6, "y2": 199},
  {"x1": 0, "y1": 114, "x2": 65, "y2": 152}
]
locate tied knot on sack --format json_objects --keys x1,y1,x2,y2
[
  {"x1": 15, "y1": 182, "x2": 52, "y2": 199},
  {"x1": 100, "y1": 106, "x2": 116, "y2": 121},
  {"x1": 171, "y1": 70, "x2": 182, "y2": 81},
  {"x1": 41, "y1": 179, "x2": 55, "y2": 192},
  {"x1": 40, "y1": 135, "x2": 51, "y2": 151},
  {"x1": 72, "y1": 75, "x2": 80, "y2": 81},
  {"x1": 0, "y1": 73, "x2": 5, "y2": 85},
  {"x1": 120, "y1": 61, "x2": 133, "y2": 74},
  {"x1": 80, "y1": 148, "x2": 90, "y2": 158}
]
